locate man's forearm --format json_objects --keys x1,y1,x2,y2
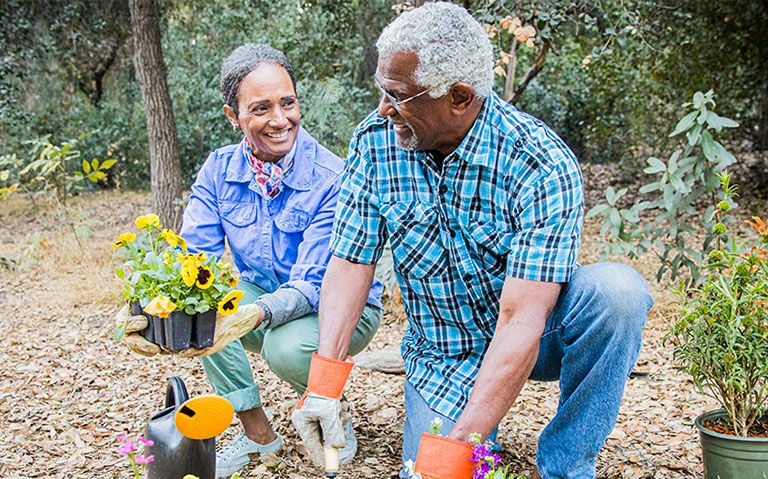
[
  {"x1": 317, "y1": 255, "x2": 376, "y2": 360},
  {"x1": 448, "y1": 313, "x2": 543, "y2": 441}
]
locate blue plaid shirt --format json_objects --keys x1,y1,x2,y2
[{"x1": 331, "y1": 92, "x2": 583, "y2": 420}]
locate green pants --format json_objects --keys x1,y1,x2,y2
[{"x1": 199, "y1": 281, "x2": 382, "y2": 412}]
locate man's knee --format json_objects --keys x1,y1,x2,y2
[{"x1": 570, "y1": 262, "x2": 653, "y2": 335}]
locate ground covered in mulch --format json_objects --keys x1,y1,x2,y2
[{"x1": 1, "y1": 168, "x2": 756, "y2": 478}]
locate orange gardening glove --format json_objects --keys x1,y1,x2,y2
[
  {"x1": 414, "y1": 433, "x2": 477, "y2": 479},
  {"x1": 290, "y1": 353, "x2": 354, "y2": 467}
]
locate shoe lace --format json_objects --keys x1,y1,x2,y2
[{"x1": 218, "y1": 434, "x2": 250, "y2": 462}]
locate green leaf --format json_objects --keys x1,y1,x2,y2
[
  {"x1": 91, "y1": 158, "x2": 100, "y2": 170},
  {"x1": 706, "y1": 111, "x2": 739, "y2": 130},
  {"x1": 669, "y1": 172, "x2": 687, "y2": 193},
  {"x1": 94, "y1": 171, "x2": 106, "y2": 180},
  {"x1": 196, "y1": 302, "x2": 211, "y2": 313},
  {"x1": 693, "y1": 91, "x2": 705, "y2": 109},
  {"x1": 644, "y1": 157, "x2": 666, "y2": 174},
  {"x1": 115, "y1": 268, "x2": 125, "y2": 280},
  {"x1": 620, "y1": 208, "x2": 639, "y2": 223},
  {"x1": 100, "y1": 159, "x2": 117, "y2": 170},
  {"x1": 639, "y1": 182, "x2": 660, "y2": 194},
  {"x1": 609, "y1": 208, "x2": 621, "y2": 227},
  {"x1": 585, "y1": 204, "x2": 610, "y2": 219},
  {"x1": 669, "y1": 110, "x2": 698, "y2": 137},
  {"x1": 686, "y1": 124, "x2": 702, "y2": 146},
  {"x1": 87, "y1": 172, "x2": 99, "y2": 182},
  {"x1": 82, "y1": 159, "x2": 91, "y2": 173},
  {"x1": 701, "y1": 130, "x2": 716, "y2": 163},
  {"x1": 113, "y1": 323, "x2": 126, "y2": 343}
]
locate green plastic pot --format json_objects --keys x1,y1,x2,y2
[{"x1": 696, "y1": 409, "x2": 768, "y2": 479}]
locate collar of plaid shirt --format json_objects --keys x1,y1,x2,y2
[{"x1": 242, "y1": 138, "x2": 297, "y2": 199}]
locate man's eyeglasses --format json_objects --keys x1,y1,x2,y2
[{"x1": 374, "y1": 77, "x2": 431, "y2": 111}]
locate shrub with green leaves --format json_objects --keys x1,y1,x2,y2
[
  {"x1": 667, "y1": 172, "x2": 768, "y2": 437},
  {"x1": 587, "y1": 90, "x2": 739, "y2": 282},
  {"x1": 11, "y1": 131, "x2": 116, "y2": 205}
]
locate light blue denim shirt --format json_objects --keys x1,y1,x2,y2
[{"x1": 181, "y1": 127, "x2": 383, "y2": 325}]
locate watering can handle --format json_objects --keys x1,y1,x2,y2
[{"x1": 164, "y1": 376, "x2": 190, "y2": 409}]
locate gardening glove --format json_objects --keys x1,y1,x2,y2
[
  {"x1": 115, "y1": 304, "x2": 166, "y2": 357},
  {"x1": 291, "y1": 353, "x2": 354, "y2": 468},
  {"x1": 115, "y1": 304, "x2": 263, "y2": 358}
]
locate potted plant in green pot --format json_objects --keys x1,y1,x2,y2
[{"x1": 668, "y1": 173, "x2": 768, "y2": 478}]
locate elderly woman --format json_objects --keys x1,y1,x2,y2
[{"x1": 122, "y1": 44, "x2": 383, "y2": 478}]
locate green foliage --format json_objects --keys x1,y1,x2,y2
[
  {"x1": 666, "y1": 173, "x2": 768, "y2": 437},
  {"x1": 113, "y1": 214, "x2": 239, "y2": 315},
  {"x1": 588, "y1": 91, "x2": 740, "y2": 283},
  {"x1": 13, "y1": 132, "x2": 116, "y2": 206}
]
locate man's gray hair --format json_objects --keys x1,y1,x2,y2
[
  {"x1": 220, "y1": 44, "x2": 297, "y2": 115},
  {"x1": 376, "y1": 2, "x2": 494, "y2": 98}
]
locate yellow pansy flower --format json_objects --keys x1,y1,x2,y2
[
  {"x1": 195, "y1": 265, "x2": 214, "y2": 289},
  {"x1": 144, "y1": 296, "x2": 176, "y2": 318},
  {"x1": 160, "y1": 229, "x2": 188, "y2": 251},
  {"x1": 181, "y1": 262, "x2": 199, "y2": 287},
  {"x1": 227, "y1": 276, "x2": 240, "y2": 288},
  {"x1": 135, "y1": 213, "x2": 161, "y2": 230},
  {"x1": 111, "y1": 232, "x2": 137, "y2": 249},
  {"x1": 218, "y1": 290, "x2": 244, "y2": 315}
]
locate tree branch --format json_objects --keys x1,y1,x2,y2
[{"x1": 509, "y1": 42, "x2": 550, "y2": 105}]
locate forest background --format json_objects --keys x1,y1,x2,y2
[{"x1": 1, "y1": 0, "x2": 766, "y2": 195}]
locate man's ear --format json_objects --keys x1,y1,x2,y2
[
  {"x1": 223, "y1": 104, "x2": 239, "y2": 130},
  {"x1": 448, "y1": 83, "x2": 476, "y2": 113}
]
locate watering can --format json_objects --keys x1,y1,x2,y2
[{"x1": 143, "y1": 376, "x2": 234, "y2": 479}]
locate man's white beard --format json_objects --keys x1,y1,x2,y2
[{"x1": 395, "y1": 122, "x2": 419, "y2": 151}]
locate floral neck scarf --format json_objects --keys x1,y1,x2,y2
[{"x1": 242, "y1": 138, "x2": 295, "y2": 200}]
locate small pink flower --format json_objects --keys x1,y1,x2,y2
[
  {"x1": 116, "y1": 433, "x2": 130, "y2": 442},
  {"x1": 138, "y1": 437, "x2": 154, "y2": 447},
  {"x1": 135, "y1": 454, "x2": 155, "y2": 465},
  {"x1": 117, "y1": 441, "x2": 138, "y2": 455}
]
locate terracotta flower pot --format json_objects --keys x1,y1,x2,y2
[
  {"x1": 191, "y1": 310, "x2": 216, "y2": 349},
  {"x1": 163, "y1": 311, "x2": 193, "y2": 351},
  {"x1": 696, "y1": 409, "x2": 768, "y2": 478},
  {"x1": 414, "y1": 433, "x2": 477, "y2": 479}
]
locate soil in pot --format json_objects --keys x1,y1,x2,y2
[
  {"x1": 702, "y1": 414, "x2": 768, "y2": 438},
  {"x1": 131, "y1": 301, "x2": 156, "y2": 344},
  {"x1": 696, "y1": 409, "x2": 768, "y2": 479},
  {"x1": 164, "y1": 311, "x2": 193, "y2": 351},
  {"x1": 191, "y1": 310, "x2": 216, "y2": 349}
]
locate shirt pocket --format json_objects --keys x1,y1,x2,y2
[
  {"x1": 220, "y1": 201, "x2": 258, "y2": 227},
  {"x1": 380, "y1": 201, "x2": 448, "y2": 279},
  {"x1": 274, "y1": 207, "x2": 311, "y2": 233}
]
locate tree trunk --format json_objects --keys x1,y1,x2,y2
[{"x1": 128, "y1": 0, "x2": 183, "y2": 230}]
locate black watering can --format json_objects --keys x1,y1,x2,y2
[{"x1": 143, "y1": 376, "x2": 233, "y2": 479}]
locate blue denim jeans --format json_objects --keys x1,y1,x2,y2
[{"x1": 401, "y1": 263, "x2": 653, "y2": 479}]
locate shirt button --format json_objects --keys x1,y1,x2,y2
[
  {"x1": 439, "y1": 184, "x2": 448, "y2": 195},
  {"x1": 515, "y1": 139, "x2": 525, "y2": 148},
  {"x1": 463, "y1": 273, "x2": 473, "y2": 282},
  {"x1": 398, "y1": 227, "x2": 406, "y2": 235}
]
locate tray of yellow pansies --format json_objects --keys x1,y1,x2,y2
[{"x1": 112, "y1": 214, "x2": 243, "y2": 351}]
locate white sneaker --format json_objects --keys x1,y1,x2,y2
[
  {"x1": 338, "y1": 419, "x2": 357, "y2": 465},
  {"x1": 216, "y1": 432, "x2": 282, "y2": 479}
]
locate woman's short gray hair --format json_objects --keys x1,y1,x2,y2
[
  {"x1": 376, "y1": 2, "x2": 494, "y2": 98},
  {"x1": 220, "y1": 44, "x2": 297, "y2": 115}
]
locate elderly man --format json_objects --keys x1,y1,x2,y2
[{"x1": 291, "y1": 3, "x2": 653, "y2": 478}]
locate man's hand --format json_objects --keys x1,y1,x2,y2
[
  {"x1": 289, "y1": 353, "x2": 354, "y2": 468},
  {"x1": 291, "y1": 393, "x2": 345, "y2": 467},
  {"x1": 114, "y1": 303, "x2": 264, "y2": 357}
]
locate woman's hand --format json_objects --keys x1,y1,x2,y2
[{"x1": 114, "y1": 304, "x2": 264, "y2": 357}]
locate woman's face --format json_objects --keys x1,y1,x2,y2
[{"x1": 225, "y1": 63, "x2": 300, "y2": 163}]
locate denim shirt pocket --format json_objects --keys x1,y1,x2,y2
[
  {"x1": 274, "y1": 207, "x2": 311, "y2": 233},
  {"x1": 219, "y1": 201, "x2": 259, "y2": 261},
  {"x1": 380, "y1": 201, "x2": 448, "y2": 279}
]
